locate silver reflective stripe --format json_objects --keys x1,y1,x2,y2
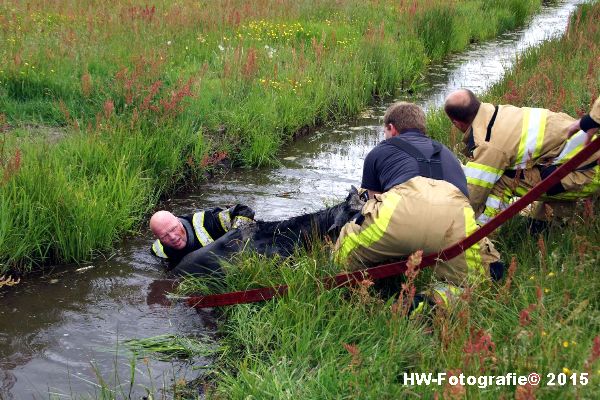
[
  {"x1": 515, "y1": 108, "x2": 547, "y2": 168},
  {"x1": 485, "y1": 195, "x2": 508, "y2": 211},
  {"x1": 152, "y1": 240, "x2": 168, "y2": 258},
  {"x1": 477, "y1": 213, "x2": 491, "y2": 225},
  {"x1": 192, "y1": 211, "x2": 214, "y2": 246},
  {"x1": 218, "y1": 210, "x2": 232, "y2": 231},
  {"x1": 553, "y1": 130, "x2": 587, "y2": 165},
  {"x1": 463, "y1": 165, "x2": 502, "y2": 187}
]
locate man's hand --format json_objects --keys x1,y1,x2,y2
[
  {"x1": 567, "y1": 119, "x2": 598, "y2": 145},
  {"x1": 566, "y1": 119, "x2": 581, "y2": 137}
]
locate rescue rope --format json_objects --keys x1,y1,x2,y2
[{"x1": 187, "y1": 136, "x2": 600, "y2": 309}]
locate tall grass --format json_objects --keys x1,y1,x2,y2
[
  {"x1": 189, "y1": 2, "x2": 600, "y2": 398},
  {"x1": 0, "y1": 0, "x2": 543, "y2": 272}
]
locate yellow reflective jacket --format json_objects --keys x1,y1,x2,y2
[{"x1": 462, "y1": 102, "x2": 599, "y2": 216}]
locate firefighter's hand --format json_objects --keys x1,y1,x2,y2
[
  {"x1": 567, "y1": 119, "x2": 598, "y2": 144},
  {"x1": 566, "y1": 119, "x2": 581, "y2": 137}
]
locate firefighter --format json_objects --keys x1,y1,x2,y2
[
  {"x1": 149, "y1": 204, "x2": 255, "y2": 262},
  {"x1": 444, "y1": 89, "x2": 600, "y2": 226},
  {"x1": 334, "y1": 102, "x2": 503, "y2": 309}
]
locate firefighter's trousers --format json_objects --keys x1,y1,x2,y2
[{"x1": 334, "y1": 176, "x2": 500, "y2": 287}]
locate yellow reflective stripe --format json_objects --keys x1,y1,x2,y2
[
  {"x1": 218, "y1": 210, "x2": 232, "y2": 231},
  {"x1": 553, "y1": 130, "x2": 588, "y2": 164},
  {"x1": 336, "y1": 192, "x2": 402, "y2": 263},
  {"x1": 515, "y1": 108, "x2": 530, "y2": 165},
  {"x1": 464, "y1": 162, "x2": 503, "y2": 189},
  {"x1": 515, "y1": 108, "x2": 547, "y2": 168},
  {"x1": 546, "y1": 166, "x2": 600, "y2": 200},
  {"x1": 467, "y1": 177, "x2": 495, "y2": 189},
  {"x1": 465, "y1": 162, "x2": 503, "y2": 176},
  {"x1": 410, "y1": 299, "x2": 426, "y2": 318},
  {"x1": 463, "y1": 207, "x2": 485, "y2": 281},
  {"x1": 432, "y1": 284, "x2": 463, "y2": 308},
  {"x1": 533, "y1": 109, "x2": 547, "y2": 159},
  {"x1": 232, "y1": 215, "x2": 254, "y2": 229},
  {"x1": 152, "y1": 239, "x2": 168, "y2": 258},
  {"x1": 464, "y1": 166, "x2": 502, "y2": 188},
  {"x1": 192, "y1": 211, "x2": 214, "y2": 246},
  {"x1": 514, "y1": 186, "x2": 528, "y2": 197}
]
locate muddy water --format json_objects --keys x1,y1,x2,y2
[{"x1": 0, "y1": 1, "x2": 586, "y2": 398}]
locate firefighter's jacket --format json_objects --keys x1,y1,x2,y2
[
  {"x1": 151, "y1": 204, "x2": 255, "y2": 261},
  {"x1": 462, "y1": 101, "x2": 600, "y2": 216}
]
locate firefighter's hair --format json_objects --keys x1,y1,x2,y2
[{"x1": 383, "y1": 102, "x2": 426, "y2": 134}]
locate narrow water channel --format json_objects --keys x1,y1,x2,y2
[{"x1": 0, "y1": 1, "x2": 586, "y2": 398}]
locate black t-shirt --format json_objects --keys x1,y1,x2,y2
[{"x1": 361, "y1": 130, "x2": 469, "y2": 197}]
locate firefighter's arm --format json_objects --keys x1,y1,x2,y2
[
  {"x1": 462, "y1": 142, "x2": 509, "y2": 217},
  {"x1": 568, "y1": 97, "x2": 600, "y2": 139}
]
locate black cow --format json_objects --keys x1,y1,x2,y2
[{"x1": 170, "y1": 187, "x2": 364, "y2": 277}]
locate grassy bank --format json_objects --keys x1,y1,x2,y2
[
  {"x1": 0, "y1": 0, "x2": 545, "y2": 273},
  {"x1": 189, "y1": 3, "x2": 600, "y2": 399}
]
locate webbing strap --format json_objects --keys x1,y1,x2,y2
[
  {"x1": 485, "y1": 105, "x2": 499, "y2": 142},
  {"x1": 387, "y1": 136, "x2": 444, "y2": 180},
  {"x1": 186, "y1": 137, "x2": 600, "y2": 309}
]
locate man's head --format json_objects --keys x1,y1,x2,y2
[
  {"x1": 383, "y1": 102, "x2": 426, "y2": 139},
  {"x1": 150, "y1": 211, "x2": 187, "y2": 250},
  {"x1": 444, "y1": 89, "x2": 481, "y2": 132}
]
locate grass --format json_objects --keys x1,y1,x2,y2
[
  {"x1": 172, "y1": 2, "x2": 600, "y2": 399},
  {"x1": 124, "y1": 334, "x2": 217, "y2": 362},
  {"x1": 0, "y1": 0, "x2": 546, "y2": 273}
]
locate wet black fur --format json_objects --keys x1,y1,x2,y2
[{"x1": 171, "y1": 187, "x2": 363, "y2": 277}]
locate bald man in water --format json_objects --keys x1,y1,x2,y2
[
  {"x1": 444, "y1": 89, "x2": 600, "y2": 227},
  {"x1": 150, "y1": 205, "x2": 255, "y2": 262}
]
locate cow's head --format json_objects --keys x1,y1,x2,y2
[{"x1": 327, "y1": 186, "x2": 365, "y2": 238}]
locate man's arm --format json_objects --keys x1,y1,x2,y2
[{"x1": 567, "y1": 97, "x2": 600, "y2": 139}]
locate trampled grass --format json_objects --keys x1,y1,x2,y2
[
  {"x1": 0, "y1": 0, "x2": 545, "y2": 272},
  {"x1": 177, "y1": 2, "x2": 600, "y2": 399}
]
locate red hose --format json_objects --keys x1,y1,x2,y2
[{"x1": 187, "y1": 137, "x2": 600, "y2": 309}]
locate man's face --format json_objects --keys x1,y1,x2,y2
[{"x1": 157, "y1": 220, "x2": 187, "y2": 250}]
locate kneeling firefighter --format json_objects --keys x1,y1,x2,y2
[
  {"x1": 150, "y1": 205, "x2": 255, "y2": 264},
  {"x1": 334, "y1": 101, "x2": 504, "y2": 310}
]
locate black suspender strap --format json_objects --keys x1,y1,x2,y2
[
  {"x1": 485, "y1": 105, "x2": 499, "y2": 142},
  {"x1": 429, "y1": 141, "x2": 443, "y2": 180},
  {"x1": 387, "y1": 136, "x2": 443, "y2": 180}
]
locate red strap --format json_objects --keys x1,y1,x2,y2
[{"x1": 187, "y1": 137, "x2": 600, "y2": 309}]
